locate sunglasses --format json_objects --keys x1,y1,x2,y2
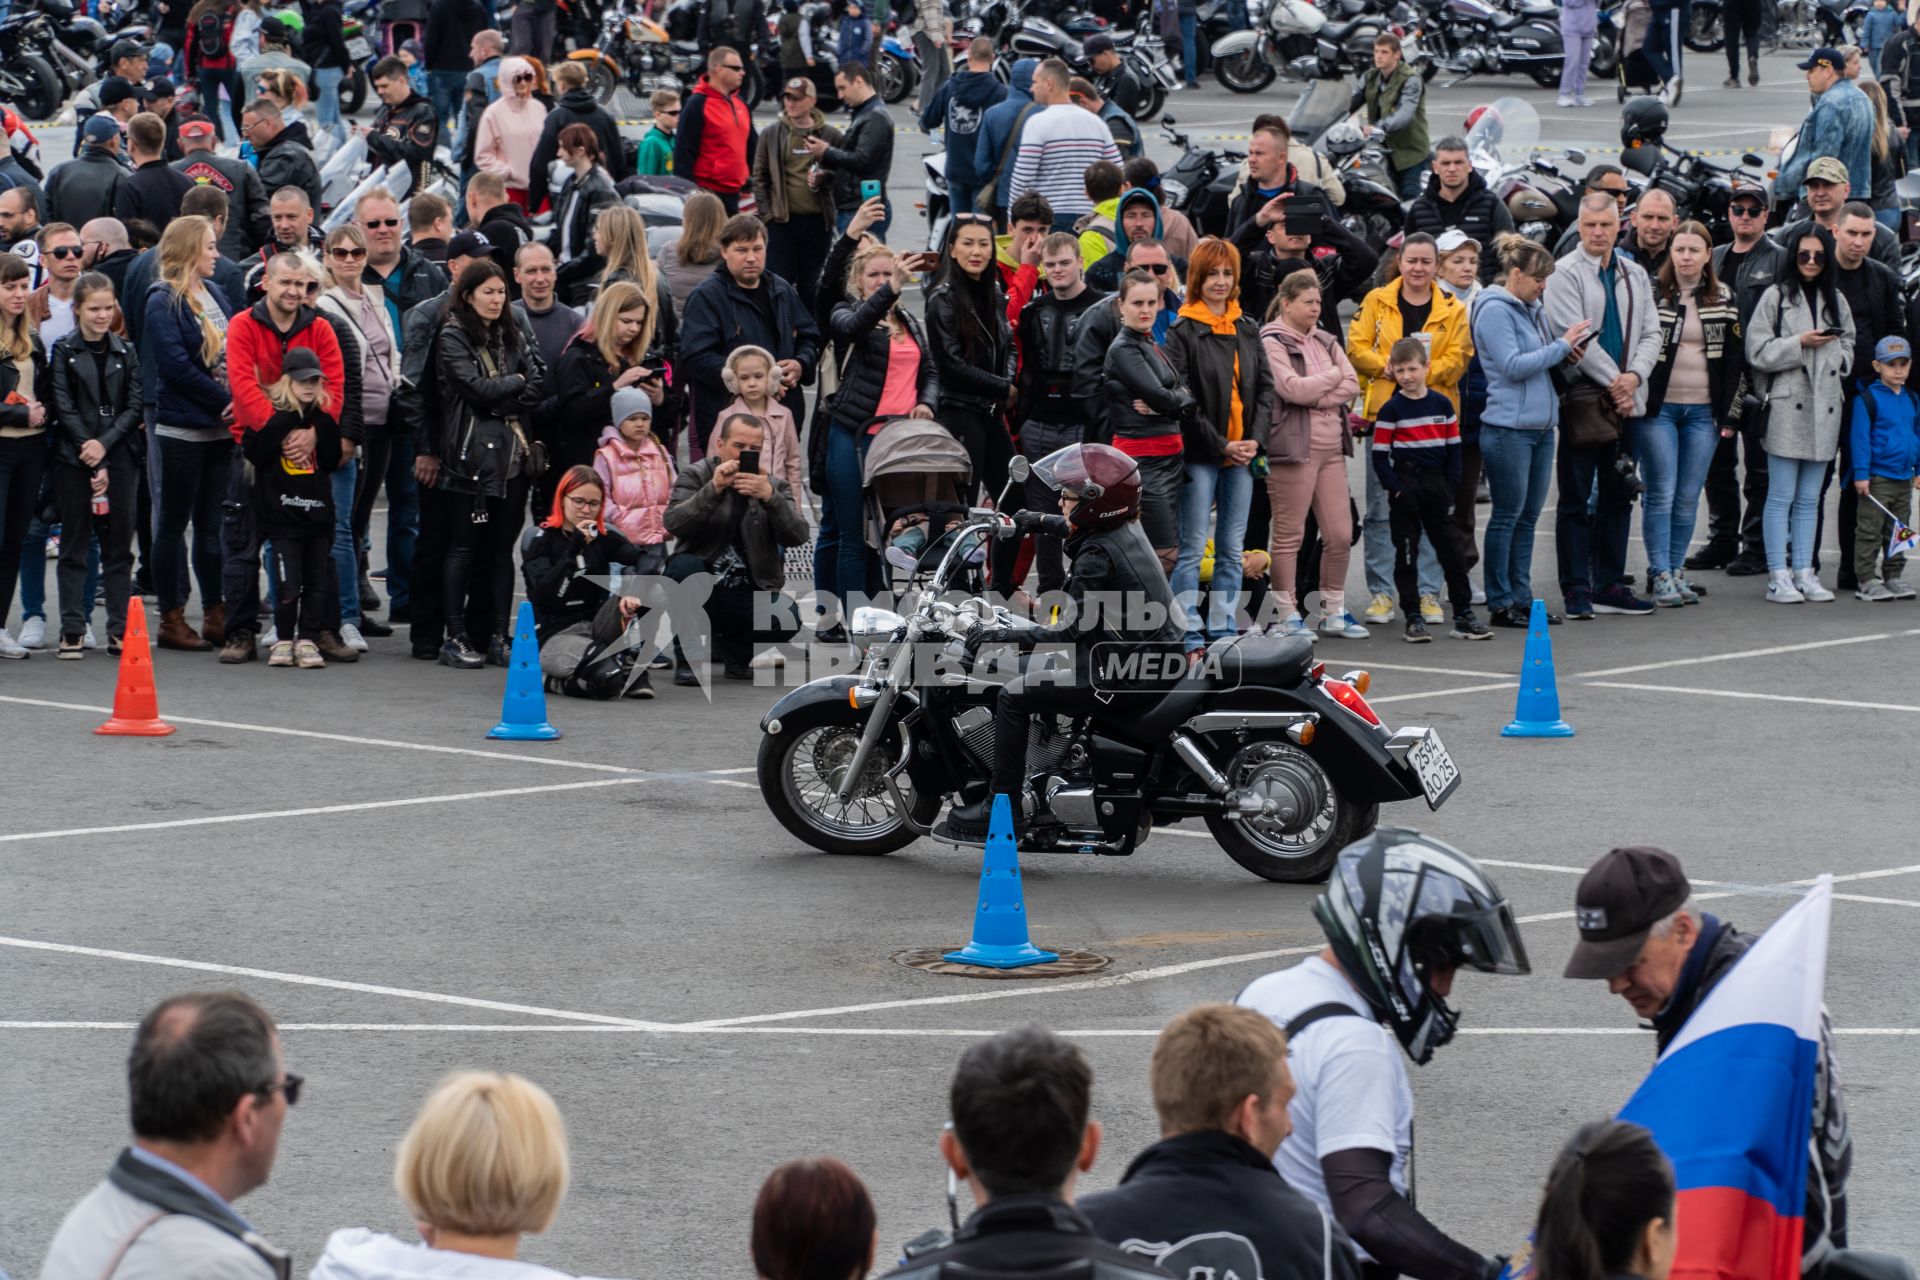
[
  {"x1": 658, "y1": 107, "x2": 680, "y2": 116},
  {"x1": 330, "y1": 246, "x2": 367, "y2": 259},
  {"x1": 1798, "y1": 249, "x2": 1826, "y2": 263},
  {"x1": 720, "y1": 62, "x2": 744, "y2": 71},
  {"x1": 1141, "y1": 262, "x2": 1169, "y2": 274},
  {"x1": 259, "y1": 1072, "x2": 304, "y2": 1106},
  {"x1": 361, "y1": 217, "x2": 399, "y2": 229},
  {"x1": 512, "y1": 72, "x2": 534, "y2": 83},
  {"x1": 48, "y1": 245, "x2": 84, "y2": 260},
  {"x1": 1729, "y1": 204, "x2": 1764, "y2": 217}
]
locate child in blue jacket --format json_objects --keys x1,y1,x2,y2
[
  {"x1": 837, "y1": 0, "x2": 873, "y2": 66},
  {"x1": 1849, "y1": 334, "x2": 1920, "y2": 599}
]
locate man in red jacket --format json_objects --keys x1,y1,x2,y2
[
  {"x1": 217, "y1": 252, "x2": 350, "y2": 662},
  {"x1": 673, "y1": 48, "x2": 755, "y2": 213}
]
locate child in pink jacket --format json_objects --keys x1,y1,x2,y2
[
  {"x1": 594, "y1": 388, "x2": 677, "y2": 572},
  {"x1": 707, "y1": 344, "x2": 807, "y2": 499}
]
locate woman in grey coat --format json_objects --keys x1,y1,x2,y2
[{"x1": 1745, "y1": 225, "x2": 1854, "y2": 604}]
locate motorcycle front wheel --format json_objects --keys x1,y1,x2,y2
[
  {"x1": 757, "y1": 704, "x2": 940, "y2": 855},
  {"x1": 585, "y1": 56, "x2": 620, "y2": 104},
  {"x1": 341, "y1": 64, "x2": 367, "y2": 114},
  {"x1": 3, "y1": 54, "x2": 60, "y2": 122},
  {"x1": 1212, "y1": 50, "x2": 1274, "y2": 93},
  {"x1": 1685, "y1": 0, "x2": 1725, "y2": 50},
  {"x1": 875, "y1": 48, "x2": 916, "y2": 102},
  {"x1": 1589, "y1": 28, "x2": 1618, "y2": 76},
  {"x1": 1202, "y1": 745, "x2": 1377, "y2": 883}
]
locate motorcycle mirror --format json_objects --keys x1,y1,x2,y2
[
  {"x1": 1161, "y1": 114, "x2": 1176, "y2": 125},
  {"x1": 1008, "y1": 455, "x2": 1031, "y2": 482},
  {"x1": 1565, "y1": 148, "x2": 1586, "y2": 164},
  {"x1": 1742, "y1": 151, "x2": 1763, "y2": 167}
]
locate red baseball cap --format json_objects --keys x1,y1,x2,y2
[{"x1": 177, "y1": 114, "x2": 216, "y2": 139}]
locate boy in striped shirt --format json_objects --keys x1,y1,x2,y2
[{"x1": 1372, "y1": 337, "x2": 1490, "y2": 642}]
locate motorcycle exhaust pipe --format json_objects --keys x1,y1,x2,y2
[{"x1": 1169, "y1": 732, "x2": 1229, "y2": 796}]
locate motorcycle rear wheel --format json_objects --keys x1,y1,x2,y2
[
  {"x1": 1202, "y1": 744, "x2": 1377, "y2": 882},
  {"x1": 875, "y1": 48, "x2": 916, "y2": 103},
  {"x1": 1212, "y1": 50, "x2": 1274, "y2": 93},
  {"x1": 1589, "y1": 28, "x2": 1618, "y2": 76},
  {"x1": 1135, "y1": 80, "x2": 1165, "y2": 122},
  {"x1": 1527, "y1": 57, "x2": 1563, "y2": 88},
  {"x1": 757, "y1": 704, "x2": 940, "y2": 856},
  {"x1": 5, "y1": 54, "x2": 60, "y2": 122}
]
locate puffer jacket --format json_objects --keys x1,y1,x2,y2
[
  {"x1": 1346, "y1": 278, "x2": 1470, "y2": 417},
  {"x1": 433, "y1": 318, "x2": 548, "y2": 496},
  {"x1": 663, "y1": 456, "x2": 810, "y2": 589},
  {"x1": 1163, "y1": 303, "x2": 1276, "y2": 462},
  {"x1": 1646, "y1": 284, "x2": 1745, "y2": 424},
  {"x1": 593, "y1": 424, "x2": 676, "y2": 547},
  {"x1": 1402, "y1": 169, "x2": 1515, "y2": 285},
  {"x1": 1261, "y1": 318, "x2": 1359, "y2": 465},
  {"x1": 253, "y1": 128, "x2": 323, "y2": 211},
  {"x1": 48, "y1": 329, "x2": 142, "y2": 467},
  {"x1": 924, "y1": 276, "x2": 1014, "y2": 415},
  {"x1": 1101, "y1": 325, "x2": 1194, "y2": 443},
  {"x1": 1746, "y1": 281, "x2": 1856, "y2": 461},
  {"x1": 826, "y1": 283, "x2": 939, "y2": 427},
  {"x1": 1469, "y1": 286, "x2": 1573, "y2": 432}
]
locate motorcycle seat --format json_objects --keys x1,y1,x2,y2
[
  {"x1": 1121, "y1": 633, "x2": 1315, "y2": 744},
  {"x1": 1489, "y1": 10, "x2": 1524, "y2": 27}
]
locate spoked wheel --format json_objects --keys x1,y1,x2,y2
[
  {"x1": 1685, "y1": 0, "x2": 1725, "y2": 50},
  {"x1": 1213, "y1": 49, "x2": 1275, "y2": 93},
  {"x1": 1204, "y1": 742, "x2": 1377, "y2": 882},
  {"x1": 758, "y1": 707, "x2": 940, "y2": 855},
  {"x1": 585, "y1": 57, "x2": 620, "y2": 104}
]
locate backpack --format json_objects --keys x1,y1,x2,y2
[{"x1": 196, "y1": 9, "x2": 230, "y2": 61}]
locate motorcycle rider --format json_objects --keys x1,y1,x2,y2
[
  {"x1": 1350, "y1": 33, "x2": 1431, "y2": 202},
  {"x1": 1237, "y1": 829, "x2": 1530, "y2": 1280},
  {"x1": 363, "y1": 55, "x2": 441, "y2": 198},
  {"x1": 1084, "y1": 34, "x2": 1147, "y2": 120},
  {"x1": 945, "y1": 442, "x2": 1183, "y2": 838},
  {"x1": 1402, "y1": 137, "x2": 1513, "y2": 286}
]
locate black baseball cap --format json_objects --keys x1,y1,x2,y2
[
  {"x1": 110, "y1": 38, "x2": 149, "y2": 63},
  {"x1": 98, "y1": 76, "x2": 138, "y2": 108},
  {"x1": 283, "y1": 347, "x2": 323, "y2": 382},
  {"x1": 1563, "y1": 847, "x2": 1692, "y2": 979},
  {"x1": 447, "y1": 229, "x2": 493, "y2": 260},
  {"x1": 1083, "y1": 32, "x2": 1115, "y2": 56}
]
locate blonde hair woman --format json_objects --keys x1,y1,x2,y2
[
  {"x1": 548, "y1": 280, "x2": 663, "y2": 483},
  {"x1": 145, "y1": 214, "x2": 236, "y2": 654},
  {"x1": 0, "y1": 253, "x2": 47, "y2": 659},
  {"x1": 309, "y1": 1071, "x2": 598, "y2": 1278}
]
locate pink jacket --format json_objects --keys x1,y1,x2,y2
[
  {"x1": 1261, "y1": 319, "x2": 1359, "y2": 465},
  {"x1": 593, "y1": 426, "x2": 677, "y2": 547},
  {"x1": 708, "y1": 397, "x2": 806, "y2": 498},
  {"x1": 474, "y1": 67, "x2": 550, "y2": 190}
]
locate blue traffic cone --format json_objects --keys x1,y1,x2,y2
[
  {"x1": 488, "y1": 601, "x2": 562, "y2": 741},
  {"x1": 1501, "y1": 598, "x2": 1574, "y2": 738},
  {"x1": 943, "y1": 794, "x2": 1059, "y2": 969}
]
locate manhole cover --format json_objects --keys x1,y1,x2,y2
[{"x1": 892, "y1": 948, "x2": 1112, "y2": 979}]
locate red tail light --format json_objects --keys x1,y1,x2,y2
[{"x1": 1320, "y1": 678, "x2": 1382, "y2": 727}]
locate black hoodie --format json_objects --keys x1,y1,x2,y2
[
  {"x1": 528, "y1": 88, "x2": 628, "y2": 207},
  {"x1": 476, "y1": 201, "x2": 537, "y2": 287}
]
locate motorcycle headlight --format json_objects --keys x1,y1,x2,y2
[
  {"x1": 1158, "y1": 178, "x2": 1189, "y2": 208},
  {"x1": 1520, "y1": 219, "x2": 1552, "y2": 242},
  {"x1": 849, "y1": 606, "x2": 907, "y2": 651}
]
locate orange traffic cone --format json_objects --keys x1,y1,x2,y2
[{"x1": 96, "y1": 598, "x2": 176, "y2": 737}]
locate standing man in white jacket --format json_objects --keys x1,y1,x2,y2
[{"x1": 1543, "y1": 192, "x2": 1661, "y2": 619}]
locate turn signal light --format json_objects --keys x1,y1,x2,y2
[
  {"x1": 1287, "y1": 720, "x2": 1316, "y2": 745},
  {"x1": 1341, "y1": 669, "x2": 1371, "y2": 696}
]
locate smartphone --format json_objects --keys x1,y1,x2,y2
[
  {"x1": 860, "y1": 179, "x2": 883, "y2": 201},
  {"x1": 738, "y1": 448, "x2": 761, "y2": 475},
  {"x1": 1820, "y1": 325, "x2": 1845, "y2": 337}
]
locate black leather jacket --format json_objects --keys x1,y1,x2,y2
[
  {"x1": 884, "y1": 1196, "x2": 1172, "y2": 1280},
  {"x1": 1017, "y1": 285, "x2": 1107, "y2": 424},
  {"x1": 553, "y1": 165, "x2": 621, "y2": 263},
  {"x1": 827, "y1": 286, "x2": 940, "y2": 427},
  {"x1": 433, "y1": 319, "x2": 547, "y2": 496},
  {"x1": 1101, "y1": 325, "x2": 1194, "y2": 443},
  {"x1": 48, "y1": 330, "x2": 141, "y2": 467},
  {"x1": 1093, "y1": 62, "x2": 1148, "y2": 118},
  {"x1": 1069, "y1": 294, "x2": 1123, "y2": 438},
  {"x1": 366, "y1": 92, "x2": 440, "y2": 195},
  {"x1": 925, "y1": 276, "x2": 1014, "y2": 415}
]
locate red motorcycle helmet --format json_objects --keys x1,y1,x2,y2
[{"x1": 1032, "y1": 442, "x2": 1141, "y2": 533}]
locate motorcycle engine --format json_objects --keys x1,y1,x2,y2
[{"x1": 951, "y1": 707, "x2": 1079, "y2": 777}]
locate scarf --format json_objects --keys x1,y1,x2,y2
[{"x1": 1178, "y1": 299, "x2": 1247, "y2": 452}]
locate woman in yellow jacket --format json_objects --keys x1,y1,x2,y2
[{"x1": 1345, "y1": 232, "x2": 1469, "y2": 625}]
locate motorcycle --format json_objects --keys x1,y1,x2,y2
[
  {"x1": 572, "y1": 0, "x2": 684, "y2": 104},
  {"x1": 1156, "y1": 113, "x2": 1244, "y2": 235},
  {"x1": 0, "y1": 11, "x2": 66, "y2": 121},
  {"x1": 1412, "y1": 0, "x2": 1566, "y2": 89},
  {"x1": 875, "y1": 32, "x2": 919, "y2": 103},
  {"x1": 756, "y1": 462, "x2": 1462, "y2": 882},
  {"x1": 1464, "y1": 97, "x2": 1586, "y2": 245},
  {"x1": 1211, "y1": 0, "x2": 1399, "y2": 92},
  {"x1": 1620, "y1": 135, "x2": 1769, "y2": 243},
  {"x1": 1317, "y1": 120, "x2": 1402, "y2": 253},
  {"x1": 659, "y1": 0, "x2": 772, "y2": 103}
]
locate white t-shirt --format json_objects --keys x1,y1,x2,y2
[
  {"x1": 1236, "y1": 954, "x2": 1414, "y2": 1251},
  {"x1": 41, "y1": 291, "x2": 74, "y2": 347}
]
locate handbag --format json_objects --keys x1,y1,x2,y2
[{"x1": 1560, "y1": 379, "x2": 1622, "y2": 447}]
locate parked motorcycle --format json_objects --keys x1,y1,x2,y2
[
  {"x1": 1157, "y1": 113, "x2": 1244, "y2": 235},
  {"x1": 1412, "y1": 0, "x2": 1565, "y2": 88},
  {"x1": 573, "y1": 0, "x2": 684, "y2": 104},
  {"x1": 757, "y1": 465, "x2": 1461, "y2": 881},
  {"x1": 1463, "y1": 97, "x2": 1585, "y2": 245},
  {"x1": 1620, "y1": 137, "x2": 1768, "y2": 243},
  {"x1": 981, "y1": 1, "x2": 1172, "y2": 119},
  {"x1": 875, "y1": 32, "x2": 919, "y2": 103},
  {"x1": 0, "y1": 10, "x2": 66, "y2": 122},
  {"x1": 1317, "y1": 119, "x2": 1401, "y2": 253},
  {"x1": 1211, "y1": 0, "x2": 1398, "y2": 91}
]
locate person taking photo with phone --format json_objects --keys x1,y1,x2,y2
[{"x1": 804, "y1": 62, "x2": 895, "y2": 240}]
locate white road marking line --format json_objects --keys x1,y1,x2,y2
[
  {"x1": 1576, "y1": 630, "x2": 1920, "y2": 680},
  {"x1": 1370, "y1": 681, "x2": 1518, "y2": 704},
  {"x1": 1349, "y1": 661, "x2": 1510, "y2": 678},
  {"x1": 0, "y1": 936, "x2": 671, "y2": 1030},
  {"x1": 1834, "y1": 893, "x2": 1920, "y2": 909},
  {"x1": 0, "y1": 1021, "x2": 1909, "y2": 1036},
  {"x1": 1587, "y1": 682, "x2": 1920, "y2": 715},
  {"x1": 1479, "y1": 858, "x2": 1594, "y2": 875},
  {"x1": 0, "y1": 779, "x2": 648, "y2": 843}
]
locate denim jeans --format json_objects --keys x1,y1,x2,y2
[
  {"x1": 1363, "y1": 461, "x2": 1438, "y2": 601},
  {"x1": 1763, "y1": 453, "x2": 1826, "y2": 571},
  {"x1": 813, "y1": 424, "x2": 880, "y2": 620},
  {"x1": 1178, "y1": 11, "x2": 1197, "y2": 83},
  {"x1": 313, "y1": 66, "x2": 348, "y2": 147},
  {"x1": 1391, "y1": 160, "x2": 1430, "y2": 202},
  {"x1": 1632, "y1": 402, "x2": 1717, "y2": 575},
  {"x1": 331, "y1": 458, "x2": 360, "y2": 626},
  {"x1": 1479, "y1": 424, "x2": 1555, "y2": 611},
  {"x1": 835, "y1": 197, "x2": 892, "y2": 243},
  {"x1": 1171, "y1": 460, "x2": 1254, "y2": 648},
  {"x1": 428, "y1": 70, "x2": 466, "y2": 133},
  {"x1": 1555, "y1": 437, "x2": 1634, "y2": 599},
  {"x1": 19, "y1": 515, "x2": 100, "y2": 622}
]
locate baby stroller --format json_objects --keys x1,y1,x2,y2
[
  {"x1": 862, "y1": 419, "x2": 979, "y2": 590},
  {"x1": 1614, "y1": 0, "x2": 1662, "y2": 100}
]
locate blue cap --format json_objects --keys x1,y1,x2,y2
[
  {"x1": 82, "y1": 114, "x2": 121, "y2": 144},
  {"x1": 1875, "y1": 335, "x2": 1911, "y2": 362},
  {"x1": 1797, "y1": 46, "x2": 1844, "y2": 71}
]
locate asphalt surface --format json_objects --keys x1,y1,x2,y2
[{"x1": 6, "y1": 56, "x2": 1918, "y2": 1280}]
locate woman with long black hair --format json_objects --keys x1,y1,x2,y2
[
  {"x1": 428, "y1": 259, "x2": 548, "y2": 669},
  {"x1": 1530, "y1": 1120, "x2": 1676, "y2": 1280},
  {"x1": 924, "y1": 212, "x2": 1015, "y2": 507}
]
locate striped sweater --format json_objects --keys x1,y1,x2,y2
[
  {"x1": 1006, "y1": 105, "x2": 1123, "y2": 220},
  {"x1": 1371, "y1": 387, "x2": 1461, "y2": 491}
]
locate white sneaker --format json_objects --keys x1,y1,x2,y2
[
  {"x1": 1766, "y1": 571, "x2": 1805, "y2": 604},
  {"x1": 17, "y1": 616, "x2": 45, "y2": 649},
  {"x1": 339, "y1": 622, "x2": 369, "y2": 652},
  {"x1": 1557, "y1": 96, "x2": 1576, "y2": 107},
  {"x1": 750, "y1": 647, "x2": 786, "y2": 668},
  {"x1": 261, "y1": 624, "x2": 279, "y2": 646},
  {"x1": 0, "y1": 628, "x2": 27, "y2": 658},
  {"x1": 1470, "y1": 584, "x2": 1487, "y2": 606},
  {"x1": 1887, "y1": 577, "x2": 1916, "y2": 599},
  {"x1": 82, "y1": 624, "x2": 97, "y2": 649},
  {"x1": 1792, "y1": 568, "x2": 1834, "y2": 602}
]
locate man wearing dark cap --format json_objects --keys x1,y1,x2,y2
[
  {"x1": 1778, "y1": 48, "x2": 1874, "y2": 201},
  {"x1": 750, "y1": 75, "x2": 840, "y2": 313},
  {"x1": 100, "y1": 78, "x2": 145, "y2": 130},
  {"x1": 144, "y1": 78, "x2": 183, "y2": 160},
  {"x1": 69, "y1": 44, "x2": 151, "y2": 153},
  {"x1": 1566, "y1": 847, "x2": 1853, "y2": 1273},
  {"x1": 1084, "y1": 33, "x2": 1146, "y2": 118},
  {"x1": 175, "y1": 114, "x2": 271, "y2": 258},
  {"x1": 46, "y1": 117, "x2": 129, "y2": 229}
]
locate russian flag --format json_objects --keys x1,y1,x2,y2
[{"x1": 1617, "y1": 875, "x2": 1834, "y2": 1280}]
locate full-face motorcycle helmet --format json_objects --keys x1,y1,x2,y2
[
  {"x1": 1620, "y1": 95, "x2": 1670, "y2": 147},
  {"x1": 1321, "y1": 120, "x2": 1368, "y2": 158},
  {"x1": 1031, "y1": 442, "x2": 1142, "y2": 533}
]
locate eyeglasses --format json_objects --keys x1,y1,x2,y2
[
  {"x1": 1729, "y1": 203, "x2": 1765, "y2": 217},
  {"x1": 563, "y1": 494, "x2": 600, "y2": 509},
  {"x1": 361, "y1": 217, "x2": 399, "y2": 229},
  {"x1": 1798, "y1": 249, "x2": 1826, "y2": 263},
  {"x1": 258, "y1": 1072, "x2": 304, "y2": 1106},
  {"x1": 48, "y1": 245, "x2": 84, "y2": 260}
]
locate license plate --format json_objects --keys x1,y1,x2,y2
[
  {"x1": 346, "y1": 35, "x2": 372, "y2": 59},
  {"x1": 1405, "y1": 729, "x2": 1460, "y2": 810}
]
